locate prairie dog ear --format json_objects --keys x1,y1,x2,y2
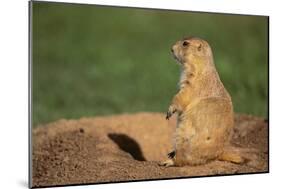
[{"x1": 197, "y1": 44, "x2": 202, "y2": 51}]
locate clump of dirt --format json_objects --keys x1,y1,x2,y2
[{"x1": 32, "y1": 113, "x2": 268, "y2": 188}]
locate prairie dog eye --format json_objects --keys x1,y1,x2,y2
[{"x1": 182, "y1": 41, "x2": 189, "y2": 47}]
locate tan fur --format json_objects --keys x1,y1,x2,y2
[
  {"x1": 161, "y1": 37, "x2": 244, "y2": 167},
  {"x1": 218, "y1": 147, "x2": 245, "y2": 164}
]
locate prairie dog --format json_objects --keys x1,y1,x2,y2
[{"x1": 161, "y1": 37, "x2": 243, "y2": 167}]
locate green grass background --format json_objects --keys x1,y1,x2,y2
[{"x1": 32, "y1": 2, "x2": 268, "y2": 127}]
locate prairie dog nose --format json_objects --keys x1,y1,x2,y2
[{"x1": 171, "y1": 45, "x2": 176, "y2": 53}]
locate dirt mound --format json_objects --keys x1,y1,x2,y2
[{"x1": 32, "y1": 113, "x2": 268, "y2": 187}]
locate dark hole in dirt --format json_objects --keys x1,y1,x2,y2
[{"x1": 108, "y1": 133, "x2": 146, "y2": 161}]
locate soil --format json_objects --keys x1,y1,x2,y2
[{"x1": 32, "y1": 113, "x2": 268, "y2": 188}]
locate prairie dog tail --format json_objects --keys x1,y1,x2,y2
[
  {"x1": 218, "y1": 148, "x2": 244, "y2": 164},
  {"x1": 218, "y1": 146, "x2": 259, "y2": 164}
]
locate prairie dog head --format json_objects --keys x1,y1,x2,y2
[{"x1": 171, "y1": 37, "x2": 213, "y2": 68}]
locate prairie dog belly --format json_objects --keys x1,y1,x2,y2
[{"x1": 175, "y1": 97, "x2": 233, "y2": 165}]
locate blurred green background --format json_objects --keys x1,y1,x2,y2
[{"x1": 32, "y1": 2, "x2": 268, "y2": 127}]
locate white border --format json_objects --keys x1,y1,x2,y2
[{"x1": 1, "y1": 0, "x2": 280, "y2": 189}]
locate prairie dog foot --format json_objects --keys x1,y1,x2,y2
[
  {"x1": 159, "y1": 159, "x2": 175, "y2": 167},
  {"x1": 168, "y1": 151, "x2": 176, "y2": 159}
]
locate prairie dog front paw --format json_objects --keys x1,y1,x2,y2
[{"x1": 166, "y1": 105, "x2": 177, "y2": 120}]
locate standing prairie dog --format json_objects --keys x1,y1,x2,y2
[{"x1": 161, "y1": 37, "x2": 244, "y2": 167}]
